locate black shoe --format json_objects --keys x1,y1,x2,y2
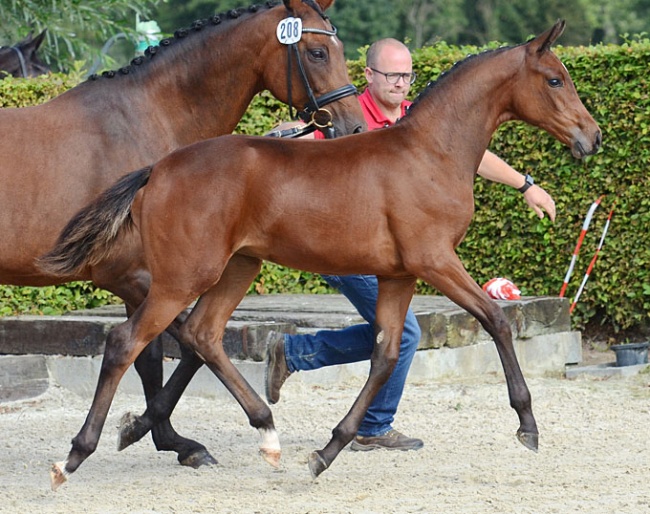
[
  {"x1": 350, "y1": 429, "x2": 424, "y2": 451},
  {"x1": 264, "y1": 331, "x2": 291, "y2": 405}
]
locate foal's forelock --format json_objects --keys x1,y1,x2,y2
[{"x1": 87, "y1": 1, "x2": 281, "y2": 83}]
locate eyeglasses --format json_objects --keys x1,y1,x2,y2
[{"x1": 369, "y1": 67, "x2": 417, "y2": 85}]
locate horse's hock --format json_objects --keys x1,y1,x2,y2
[{"x1": 0, "y1": 295, "x2": 580, "y2": 403}]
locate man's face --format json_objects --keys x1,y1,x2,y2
[{"x1": 365, "y1": 45, "x2": 413, "y2": 110}]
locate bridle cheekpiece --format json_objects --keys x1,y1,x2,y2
[{"x1": 275, "y1": 15, "x2": 357, "y2": 138}]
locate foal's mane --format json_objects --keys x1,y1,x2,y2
[
  {"x1": 87, "y1": 1, "x2": 283, "y2": 83},
  {"x1": 405, "y1": 44, "x2": 516, "y2": 118}
]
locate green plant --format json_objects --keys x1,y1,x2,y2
[
  {"x1": 0, "y1": 0, "x2": 161, "y2": 72},
  {"x1": 2, "y1": 38, "x2": 649, "y2": 336}
]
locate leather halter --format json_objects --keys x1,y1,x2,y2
[{"x1": 285, "y1": 23, "x2": 357, "y2": 139}]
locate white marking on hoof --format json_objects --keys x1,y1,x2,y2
[
  {"x1": 50, "y1": 459, "x2": 70, "y2": 491},
  {"x1": 258, "y1": 427, "x2": 281, "y2": 468}
]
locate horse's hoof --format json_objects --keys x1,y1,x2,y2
[
  {"x1": 308, "y1": 451, "x2": 328, "y2": 479},
  {"x1": 517, "y1": 430, "x2": 539, "y2": 452},
  {"x1": 260, "y1": 448, "x2": 281, "y2": 469},
  {"x1": 50, "y1": 461, "x2": 68, "y2": 491},
  {"x1": 117, "y1": 412, "x2": 141, "y2": 451},
  {"x1": 178, "y1": 448, "x2": 218, "y2": 468}
]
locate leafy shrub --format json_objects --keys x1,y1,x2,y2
[{"x1": 1, "y1": 39, "x2": 648, "y2": 335}]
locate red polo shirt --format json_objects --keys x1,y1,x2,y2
[{"x1": 315, "y1": 88, "x2": 411, "y2": 138}]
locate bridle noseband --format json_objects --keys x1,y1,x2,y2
[{"x1": 281, "y1": 20, "x2": 357, "y2": 139}]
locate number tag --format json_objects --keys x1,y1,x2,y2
[{"x1": 277, "y1": 17, "x2": 302, "y2": 45}]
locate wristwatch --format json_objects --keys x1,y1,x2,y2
[{"x1": 517, "y1": 174, "x2": 534, "y2": 194}]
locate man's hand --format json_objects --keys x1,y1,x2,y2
[{"x1": 523, "y1": 184, "x2": 556, "y2": 222}]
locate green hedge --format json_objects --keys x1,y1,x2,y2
[{"x1": 1, "y1": 39, "x2": 649, "y2": 335}]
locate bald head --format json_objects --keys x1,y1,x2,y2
[{"x1": 366, "y1": 38, "x2": 411, "y2": 69}]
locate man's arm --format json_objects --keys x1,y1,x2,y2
[{"x1": 477, "y1": 150, "x2": 556, "y2": 222}]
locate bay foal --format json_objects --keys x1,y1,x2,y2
[{"x1": 41, "y1": 20, "x2": 600, "y2": 485}]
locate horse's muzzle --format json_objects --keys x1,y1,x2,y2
[{"x1": 572, "y1": 129, "x2": 602, "y2": 158}]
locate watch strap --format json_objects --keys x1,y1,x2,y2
[{"x1": 517, "y1": 174, "x2": 534, "y2": 194}]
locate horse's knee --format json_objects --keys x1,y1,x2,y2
[
  {"x1": 102, "y1": 323, "x2": 137, "y2": 371},
  {"x1": 481, "y1": 304, "x2": 512, "y2": 341},
  {"x1": 179, "y1": 321, "x2": 220, "y2": 358}
]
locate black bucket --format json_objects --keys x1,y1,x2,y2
[{"x1": 610, "y1": 342, "x2": 649, "y2": 367}]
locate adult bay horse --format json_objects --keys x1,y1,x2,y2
[
  {"x1": 1, "y1": 0, "x2": 364, "y2": 473},
  {"x1": 0, "y1": 30, "x2": 50, "y2": 78},
  {"x1": 40, "y1": 20, "x2": 601, "y2": 486}
]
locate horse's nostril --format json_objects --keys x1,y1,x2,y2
[{"x1": 353, "y1": 126, "x2": 363, "y2": 134}]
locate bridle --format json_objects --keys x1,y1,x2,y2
[
  {"x1": 8, "y1": 46, "x2": 28, "y2": 78},
  {"x1": 1, "y1": 45, "x2": 47, "y2": 78},
  {"x1": 278, "y1": 15, "x2": 357, "y2": 139}
]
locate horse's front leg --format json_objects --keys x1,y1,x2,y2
[
  {"x1": 309, "y1": 277, "x2": 416, "y2": 478},
  {"x1": 117, "y1": 256, "x2": 280, "y2": 466},
  {"x1": 418, "y1": 253, "x2": 538, "y2": 451},
  {"x1": 132, "y1": 332, "x2": 215, "y2": 467}
]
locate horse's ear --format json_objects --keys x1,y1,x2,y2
[
  {"x1": 284, "y1": 0, "x2": 335, "y2": 12},
  {"x1": 312, "y1": 0, "x2": 335, "y2": 11},
  {"x1": 529, "y1": 19, "x2": 566, "y2": 55},
  {"x1": 29, "y1": 30, "x2": 47, "y2": 52}
]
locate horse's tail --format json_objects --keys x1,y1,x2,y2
[{"x1": 37, "y1": 166, "x2": 152, "y2": 277}]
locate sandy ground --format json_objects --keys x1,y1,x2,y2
[{"x1": 1, "y1": 366, "x2": 649, "y2": 514}]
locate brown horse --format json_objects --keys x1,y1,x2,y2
[
  {"x1": 40, "y1": 20, "x2": 601, "y2": 486},
  {"x1": 1, "y1": 0, "x2": 364, "y2": 474},
  {"x1": 0, "y1": 30, "x2": 50, "y2": 78}
]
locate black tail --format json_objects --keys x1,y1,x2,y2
[{"x1": 37, "y1": 166, "x2": 152, "y2": 277}]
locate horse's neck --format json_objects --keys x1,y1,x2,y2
[
  {"x1": 133, "y1": 51, "x2": 261, "y2": 143},
  {"x1": 93, "y1": 19, "x2": 270, "y2": 149},
  {"x1": 405, "y1": 49, "x2": 522, "y2": 175}
]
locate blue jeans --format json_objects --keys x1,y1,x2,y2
[{"x1": 283, "y1": 274, "x2": 421, "y2": 437}]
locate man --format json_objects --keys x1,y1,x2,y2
[{"x1": 265, "y1": 38, "x2": 556, "y2": 451}]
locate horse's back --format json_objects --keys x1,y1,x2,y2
[{"x1": 136, "y1": 134, "x2": 410, "y2": 276}]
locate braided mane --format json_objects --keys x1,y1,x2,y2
[{"x1": 88, "y1": 1, "x2": 281, "y2": 82}]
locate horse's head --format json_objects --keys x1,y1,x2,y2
[
  {"x1": 0, "y1": 30, "x2": 50, "y2": 79},
  {"x1": 513, "y1": 20, "x2": 601, "y2": 158},
  {"x1": 262, "y1": 0, "x2": 366, "y2": 138}
]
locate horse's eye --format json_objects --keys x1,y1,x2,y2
[
  {"x1": 548, "y1": 78, "x2": 563, "y2": 88},
  {"x1": 308, "y1": 48, "x2": 327, "y2": 61}
]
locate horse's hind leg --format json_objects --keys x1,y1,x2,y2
[
  {"x1": 309, "y1": 277, "x2": 416, "y2": 478},
  {"x1": 51, "y1": 294, "x2": 190, "y2": 490},
  {"x1": 417, "y1": 253, "x2": 538, "y2": 451},
  {"x1": 117, "y1": 256, "x2": 281, "y2": 466},
  {"x1": 101, "y1": 269, "x2": 216, "y2": 468}
]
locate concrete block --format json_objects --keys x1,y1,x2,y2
[
  {"x1": 0, "y1": 355, "x2": 49, "y2": 402},
  {"x1": 0, "y1": 315, "x2": 121, "y2": 356},
  {"x1": 565, "y1": 362, "x2": 650, "y2": 379}
]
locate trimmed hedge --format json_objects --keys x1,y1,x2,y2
[{"x1": 1, "y1": 39, "x2": 648, "y2": 335}]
